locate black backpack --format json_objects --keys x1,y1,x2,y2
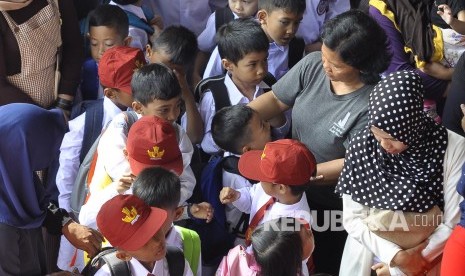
[
  {"x1": 81, "y1": 246, "x2": 185, "y2": 276},
  {"x1": 215, "y1": 5, "x2": 235, "y2": 31}
]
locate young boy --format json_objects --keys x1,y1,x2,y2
[
  {"x1": 193, "y1": 0, "x2": 259, "y2": 86},
  {"x1": 210, "y1": 105, "x2": 272, "y2": 241},
  {"x1": 79, "y1": 5, "x2": 131, "y2": 101},
  {"x1": 87, "y1": 63, "x2": 196, "y2": 208},
  {"x1": 95, "y1": 194, "x2": 194, "y2": 275},
  {"x1": 132, "y1": 166, "x2": 207, "y2": 276},
  {"x1": 220, "y1": 139, "x2": 316, "y2": 274},
  {"x1": 146, "y1": 25, "x2": 204, "y2": 144},
  {"x1": 202, "y1": 0, "x2": 306, "y2": 80},
  {"x1": 56, "y1": 46, "x2": 146, "y2": 272},
  {"x1": 198, "y1": 18, "x2": 289, "y2": 155}
]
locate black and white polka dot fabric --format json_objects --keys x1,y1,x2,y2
[{"x1": 336, "y1": 71, "x2": 448, "y2": 212}]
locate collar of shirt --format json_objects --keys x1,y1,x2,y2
[
  {"x1": 269, "y1": 42, "x2": 286, "y2": 53},
  {"x1": 110, "y1": 1, "x2": 147, "y2": 20},
  {"x1": 224, "y1": 74, "x2": 265, "y2": 105},
  {"x1": 130, "y1": 257, "x2": 168, "y2": 275},
  {"x1": 102, "y1": 96, "x2": 125, "y2": 126}
]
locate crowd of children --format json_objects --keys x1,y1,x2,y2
[{"x1": 2, "y1": 0, "x2": 465, "y2": 276}]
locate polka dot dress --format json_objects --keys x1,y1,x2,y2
[{"x1": 336, "y1": 71, "x2": 448, "y2": 212}]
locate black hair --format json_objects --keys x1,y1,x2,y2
[
  {"x1": 258, "y1": 0, "x2": 306, "y2": 15},
  {"x1": 252, "y1": 217, "x2": 303, "y2": 276},
  {"x1": 217, "y1": 18, "x2": 269, "y2": 65},
  {"x1": 132, "y1": 167, "x2": 181, "y2": 209},
  {"x1": 151, "y1": 25, "x2": 198, "y2": 66},
  {"x1": 288, "y1": 182, "x2": 311, "y2": 197},
  {"x1": 112, "y1": 0, "x2": 139, "y2": 5},
  {"x1": 131, "y1": 63, "x2": 182, "y2": 105},
  {"x1": 321, "y1": 9, "x2": 391, "y2": 84},
  {"x1": 211, "y1": 104, "x2": 255, "y2": 155},
  {"x1": 88, "y1": 5, "x2": 129, "y2": 39}
]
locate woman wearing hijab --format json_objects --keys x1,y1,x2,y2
[
  {"x1": 0, "y1": 103, "x2": 103, "y2": 275},
  {"x1": 337, "y1": 71, "x2": 465, "y2": 276},
  {"x1": 0, "y1": 0, "x2": 82, "y2": 113}
]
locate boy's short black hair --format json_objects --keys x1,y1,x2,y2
[
  {"x1": 288, "y1": 182, "x2": 311, "y2": 197},
  {"x1": 88, "y1": 5, "x2": 129, "y2": 39},
  {"x1": 131, "y1": 63, "x2": 182, "y2": 105},
  {"x1": 211, "y1": 105, "x2": 255, "y2": 155},
  {"x1": 132, "y1": 167, "x2": 181, "y2": 210},
  {"x1": 112, "y1": 0, "x2": 139, "y2": 5},
  {"x1": 258, "y1": 0, "x2": 306, "y2": 15},
  {"x1": 151, "y1": 25, "x2": 198, "y2": 66},
  {"x1": 217, "y1": 18, "x2": 269, "y2": 65}
]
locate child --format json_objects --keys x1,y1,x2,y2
[
  {"x1": 56, "y1": 46, "x2": 146, "y2": 272},
  {"x1": 193, "y1": 0, "x2": 259, "y2": 86},
  {"x1": 198, "y1": 18, "x2": 289, "y2": 155},
  {"x1": 109, "y1": 0, "x2": 163, "y2": 51},
  {"x1": 87, "y1": 63, "x2": 196, "y2": 207},
  {"x1": 79, "y1": 5, "x2": 131, "y2": 102},
  {"x1": 216, "y1": 217, "x2": 314, "y2": 275},
  {"x1": 219, "y1": 139, "x2": 316, "y2": 275},
  {"x1": 132, "y1": 166, "x2": 210, "y2": 276},
  {"x1": 95, "y1": 194, "x2": 194, "y2": 275},
  {"x1": 202, "y1": 0, "x2": 306, "y2": 80},
  {"x1": 146, "y1": 25, "x2": 204, "y2": 144}
]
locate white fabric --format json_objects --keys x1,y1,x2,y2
[
  {"x1": 340, "y1": 130, "x2": 465, "y2": 276},
  {"x1": 109, "y1": 1, "x2": 149, "y2": 50},
  {"x1": 197, "y1": 11, "x2": 239, "y2": 52}
]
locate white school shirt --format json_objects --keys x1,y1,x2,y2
[
  {"x1": 198, "y1": 74, "x2": 266, "y2": 154},
  {"x1": 143, "y1": 0, "x2": 224, "y2": 36},
  {"x1": 339, "y1": 130, "x2": 465, "y2": 276},
  {"x1": 109, "y1": 1, "x2": 149, "y2": 50},
  {"x1": 197, "y1": 11, "x2": 239, "y2": 53},
  {"x1": 89, "y1": 112, "x2": 196, "y2": 205},
  {"x1": 203, "y1": 42, "x2": 290, "y2": 80},
  {"x1": 296, "y1": 0, "x2": 350, "y2": 45},
  {"x1": 94, "y1": 255, "x2": 193, "y2": 276},
  {"x1": 56, "y1": 97, "x2": 123, "y2": 213}
]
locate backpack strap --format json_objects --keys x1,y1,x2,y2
[
  {"x1": 166, "y1": 245, "x2": 186, "y2": 276},
  {"x1": 215, "y1": 5, "x2": 235, "y2": 31},
  {"x1": 194, "y1": 75, "x2": 232, "y2": 112},
  {"x1": 123, "y1": 10, "x2": 154, "y2": 35},
  {"x1": 80, "y1": 99, "x2": 104, "y2": 163},
  {"x1": 175, "y1": 226, "x2": 201, "y2": 276},
  {"x1": 288, "y1": 37, "x2": 305, "y2": 69},
  {"x1": 100, "y1": 250, "x2": 131, "y2": 276},
  {"x1": 122, "y1": 111, "x2": 139, "y2": 136},
  {"x1": 262, "y1": 72, "x2": 277, "y2": 91}
]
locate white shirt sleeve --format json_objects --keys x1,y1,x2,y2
[
  {"x1": 197, "y1": 12, "x2": 217, "y2": 52},
  {"x1": 232, "y1": 184, "x2": 255, "y2": 214},
  {"x1": 78, "y1": 182, "x2": 120, "y2": 229},
  {"x1": 199, "y1": 90, "x2": 221, "y2": 154},
  {"x1": 177, "y1": 125, "x2": 196, "y2": 205},
  {"x1": 203, "y1": 46, "x2": 224, "y2": 79},
  {"x1": 56, "y1": 113, "x2": 85, "y2": 212}
]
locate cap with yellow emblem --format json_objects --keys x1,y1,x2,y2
[
  {"x1": 96, "y1": 194, "x2": 167, "y2": 251},
  {"x1": 238, "y1": 139, "x2": 317, "y2": 186},
  {"x1": 126, "y1": 115, "x2": 183, "y2": 176}
]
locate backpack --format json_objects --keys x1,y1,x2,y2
[
  {"x1": 175, "y1": 226, "x2": 201, "y2": 276},
  {"x1": 216, "y1": 245, "x2": 260, "y2": 276},
  {"x1": 69, "y1": 111, "x2": 139, "y2": 219},
  {"x1": 81, "y1": 245, "x2": 185, "y2": 276},
  {"x1": 288, "y1": 37, "x2": 306, "y2": 70},
  {"x1": 215, "y1": 5, "x2": 234, "y2": 32}
]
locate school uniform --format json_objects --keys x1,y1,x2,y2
[
  {"x1": 202, "y1": 42, "x2": 290, "y2": 80},
  {"x1": 143, "y1": 0, "x2": 225, "y2": 36},
  {"x1": 88, "y1": 112, "x2": 196, "y2": 205},
  {"x1": 166, "y1": 226, "x2": 203, "y2": 276},
  {"x1": 94, "y1": 255, "x2": 194, "y2": 276},
  {"x1": 197, "y1": 11, "x2": 239, "y2": 53}
]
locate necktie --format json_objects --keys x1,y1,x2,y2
[{"x1": 245, "y1": 197, "x2": 276, "y2": 246}]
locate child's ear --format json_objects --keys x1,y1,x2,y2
[
  {"x1": 115, "y1": 251, "x2": 132, "y2": 262},
  {"x1": 256, "y1": 10, "x2": 268, "y2": 25},
  {"x1": 123, "y1": 148, "x2": 128, "y2": 159},
  {"x1": 132, "y1": 101, "x2": 144, "y2": 115},
  {"x1": 104, "y1": 88, "x2": 116, "y2": 99},
  {"x1": 146, "y1": 44, "x2": 153, "y2": 57},
  {"x1": 241, "y1": 145, "x2": 251, "y2": 154},
  {"x1": 278, "y1": 184, "x2": 288, "y2": 194},
  {"x1": 174, "y1": 206, "x2": 184, "y2": 220},
  {"x1": 222, "y1": 59, "x2": 232, "y2": 72},
  {"x1": 123, "y1": 36, "x2": 132, "y2": 46}
]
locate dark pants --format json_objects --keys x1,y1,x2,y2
[
  {"x1": 442, "y1": 53, "x2": 465, "y2": 137},
  {"x1": 0, "y1": 223, "x2": 46, "y2": 276}
]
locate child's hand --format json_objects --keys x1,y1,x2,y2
[
  {"x1": 372, "y1": 262, "x2": 391, "y2": 276},
  {"x1": 219, "y1": 187, "x2": 240, "y2": 204},
  {"x1": 172, "y1": 68, "x2": 190, "y2": 94},
  {"x1": 149, "y1": 15, "x2": 164, "y2": 40},
  {"x1": 437, "y1": 4, "x2": 454, "y2": 25},
  {"x1": 116, "y1": 173, "x2": 134, "y2": 194},
  {"x1": 190, "y1": 202, "x2": 214, "y2": 223}
]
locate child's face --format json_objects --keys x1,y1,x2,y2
[
  {"x1": 135, "y1": 96, "x2": 182, "y2": 124},
  {"x1": 258, "y1": 9, "x2": 303, "y2": 46},
  {"x1": 260, "y1": 181, "x2": 279, "y2": 198},
  {"x1": 228, "y1": 0, "x2": 258, "y2": 18},
  {"x1": 300, "y1": 224, "x2": 314, "y2": 260},
  {"x1": 243, "y1": 111, "x2": 271, "y2": 153},
  {"x1": 89, "y1": 26, "x2": 128, "y2": 62},
  {"x1": 226, "y1": 51, "x2": 268, "y2": 88},
  {"x1": 124, "y1": 229, "x2": 166, "y2": 263}
]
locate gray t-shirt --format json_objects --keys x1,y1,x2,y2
[{"x1": 273, "y1": 52, "x2": 373, "y2": 207}]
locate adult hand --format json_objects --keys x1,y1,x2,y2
[
  {"x1": 391, "y1": 241, "x2": 430, "y2": 276},
  {"x1": 437, "y1": 4, "x2": 454, "y2": 25},
  {"x1": 461, "y1": 104, "x2": 465, "y2": 132},
  {"x1": 219, "y1": 187, "x2": 240, "y2": 204},
  {"x1": 62, "y1": 221, "x2": 103, "y2": 258}
]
